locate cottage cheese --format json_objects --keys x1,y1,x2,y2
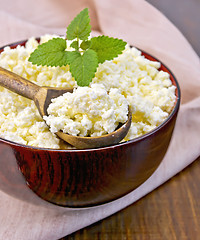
[
  {"x1": 44, "y1": 84, "x2": 128, "y2": 137},
  {"x1": 0, "y1": 35, "x2": 176, "y2": 149}
]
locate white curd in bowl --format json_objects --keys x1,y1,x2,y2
[{"x1": 0, "y1": 35, "x2": 176, "y2": 149}]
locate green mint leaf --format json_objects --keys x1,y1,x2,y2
[
  {"x1": 28, "y1": 38, "x2": 69, "y2": 67},
  {"x1": 80, "y1": 40, "x2": 91, "y2": 50},
  {"x1": 68, "y1": 49, "x2": 98, "y2": 86},
  {"x1": 66, "y1": 8, "x2": 91, "y2": 41},
  {"x1": 90, "y1": 36, "x2": 127, "y2": 63},
  {"x1": 28, "y1": 8, "x2": 128, "y2": 87},
  {"x1": 70, "y1": 41, "x2": 79, "y2": 50}
]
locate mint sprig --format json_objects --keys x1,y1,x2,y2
[
  {"x1": 28, "y1": 38, "x2": 69, "y2": 67},
  {"x1": 28, "y1": 8, "x2": 127, "y2": 86},
  {"x1": 67, "y1": 49, "x2": 98, "y2": 86},
  {"x1": 90, "y1": 36, "x2": 127, "y2": 64},
  {"x1": 66, "y1": 8, "x2": 91, "y2": 41}
]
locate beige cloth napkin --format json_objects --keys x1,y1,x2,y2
[{"x1": 0, "y1": 0, "x2": 199, "y2": 239}]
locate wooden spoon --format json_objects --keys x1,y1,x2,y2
[{"x1": 0, "y1": 66, "x2": 131, "y2": 149}]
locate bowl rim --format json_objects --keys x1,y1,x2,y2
[{"x1": 0, "y1": 39, "x2": 181, "y2": 152}]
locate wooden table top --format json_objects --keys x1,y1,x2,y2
[
  {"x1": 62, "y1": 158, "x2": 200, "y2": 240},
  {"x1": 61, "y1": 0, "x2": 200, "y2": 239}
]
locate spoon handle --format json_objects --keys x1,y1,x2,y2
[{"x1": 0, "y1": 67, "x2": 40, "y2": 100}]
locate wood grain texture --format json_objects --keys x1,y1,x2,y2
[
  {"x1": 0, "y1": 66, "x2": 40, "y2": 100},
  {"x1": 61, "y1": 158, "x2": 200, "y2": 240},
  {"x1": 0, "y1": 66, "x2": 73, "y2": 117}
]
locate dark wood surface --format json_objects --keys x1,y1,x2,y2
[
  {"x1": 62, "y1": 158, "x2": 200, "y2": 240},
  {"x1": 61, "y1": 1, "x2": 200, "y2": 239}
]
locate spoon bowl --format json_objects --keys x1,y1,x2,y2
[{"x1": 0, "y1": 66, "x2": 131, "y2": 149}]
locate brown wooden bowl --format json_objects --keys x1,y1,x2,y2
[{"x1": 0, "y1": 40, "x2": 181, "y2": 208}]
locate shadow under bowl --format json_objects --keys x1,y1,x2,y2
[{"x1": 0, "y1": 40, "x2": 181, "y2": 208}]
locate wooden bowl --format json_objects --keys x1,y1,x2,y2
[{"x1": 0, "y1": 40, "x2": 181, "y2": 208}]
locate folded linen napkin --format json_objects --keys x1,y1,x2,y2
[{"x1": 0, "y1": 0, "x2": 199, "y2": 239}]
